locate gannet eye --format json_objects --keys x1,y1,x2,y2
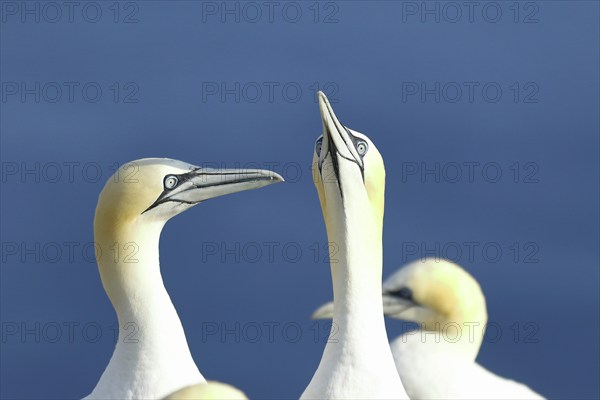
[
  {"x1": 389, "y1": 287, "x2": 413, "y2": 300},
  {"x1": 356, "y1": 141, "x2": 368, "y2": 156},
  {"x1": 164, "y1": 175, "x2": 179, "y2": 190},
  {"x1": 315, "y1": 138, "x2": 323, "y2": 156}
]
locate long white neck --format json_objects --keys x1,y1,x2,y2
[
  {"x1": 302, "y1": 197, "x2": 407, "y2": 399},
  {"x1": 87, "y1": 218, "x2": 204, "y2": 399},
  {"x1": 329, "y1": 202, "x2": 388, "y2": 352}
]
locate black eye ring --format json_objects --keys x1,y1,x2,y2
[
  {"x1": 388, "y1": 287, "x2": 413, "y2": 300},
  {"x1": 164, "y1": 175, "x2": 179, "y2": 190}
]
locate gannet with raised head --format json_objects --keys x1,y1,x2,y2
[
  {"x1": 86, "y1": 158, "x2": 282, "y2": 400},
  {"x1": 301, "y1": 92, "x2": 408, "y2": 399},
  {"x1": 313, "y1": 258, "x2": 545, "y2": 399}
]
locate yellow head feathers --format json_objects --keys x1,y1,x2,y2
[
  {"x1": 95, "y1": 159, "x2": 190, "y2": 227},
  {"x1": 94, "y1": 158, "x2": 283, "y2": 239},
  {"x1": 311, "y1": 92, "x2": 386, "y2": 230},
  {"x1": 383, "y1": 258, "x2": 488, "y2": 329}
]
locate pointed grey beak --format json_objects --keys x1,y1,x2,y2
[
  {"x1": 317, "y1": 91, "x2": 363, "y2": 170},
  {"x1": 382, "y1": 291, "x2": 421, "y2": 320},
  {"x1": 144, "y1": 168, "x2": 284, "y2": 213},
  {"x1": 313, "y1": 294, "x2": 419, "y2": 320},
  {"x1": 311, "y1": 301, "x2": 334, "y2": 320}
]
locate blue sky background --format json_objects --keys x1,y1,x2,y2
[{"x1": 1, "y1": 1, "x2": 599, "y2": 399}]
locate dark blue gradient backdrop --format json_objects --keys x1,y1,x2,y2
[{"x1": 1, "y1": 2, "x2": 599, "y2": 399}]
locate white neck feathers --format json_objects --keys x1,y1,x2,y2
[
  {"x1": 302, "y1": 192, "x2": 407, "y2": 399},
  {"x1": 87, "y1": 217, "x2": 204, "y2": 399}
]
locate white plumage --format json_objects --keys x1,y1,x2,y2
[
  {"x1": 302, "y1": 92, "x2": 408, "y2": 399},
  {"x1": 85, "y1": 158, "x2": 281, "y2": 399},
  {"x1": 313, "y1": 257, "x2": 544, "y2": 399}
]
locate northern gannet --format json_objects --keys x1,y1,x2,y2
[
  {"x1": 163, "y1": 381, "x2": 248, "y2": 400},
  {"x1": 313, "y1": 258, "x2": 545, "y2": 399},
  {"x1": 301, "y1": 92, "x2": 408, "y2": 399},
  {"x1": 86, "y1": 158, "x2": 283, "y2": 400}
]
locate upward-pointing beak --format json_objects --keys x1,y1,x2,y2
[
  {"x1": 144, "y1": 168, "x2": 284, "y2": 213},
  {"x1": 317, "y1": 91, "x2": 363, "y2": 170}
]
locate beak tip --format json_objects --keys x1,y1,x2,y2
[
  {"x1": 311, "y1": 302, "x2": 334, "y2": 320},
  {"x1": 271, "y1": 172, "x2": 285, "y2": 183},
  {"x1": 317, "y1": 91, "x2": 329, "y2": 108}
]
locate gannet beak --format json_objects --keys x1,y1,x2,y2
[
  {"x1": 311, "y1": 301, "x2": 334, "y2": 319},
  {"x1": 144, "y1": 168, "x2": 284, "y2": 213},
  {"x1": 382, "y1": 292, "x2": 418, "y2": 317},
  {"x1": 317, "y1": 91, "x2": 363, "y2": 171},
  {"x1": 313, "y1": 295, "x2": 419, "y2": 320}
]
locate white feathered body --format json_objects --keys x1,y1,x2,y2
[{"x1": 391, "y1": 334, "x2": 544, "y2": 399}]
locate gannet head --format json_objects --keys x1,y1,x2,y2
[
  {"x1": 94, "y1": 158, "x2": 283, "y2": 303},
  {"x1": 312, "y1": 91, "x2": 385, "y2": 234},
  {"x1": 312, "y1": 258, "x2": 488, "y2": 329},
  {"x1": 381, "y1": 258, "x2": 488, "y2": 329},
  {"x1": 95, "y1": 158, "x2": 283, "y2": 233}
]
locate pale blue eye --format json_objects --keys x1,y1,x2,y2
[
  {"x1": 315, "y1": 138, "x2": 323, "y2": 156},
  {"x1": 164, "y1": 175, "x2": 178, "y2": 189},
  {"x1": 356, "y1": 141, "x2": 368, "y2": 156}
]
